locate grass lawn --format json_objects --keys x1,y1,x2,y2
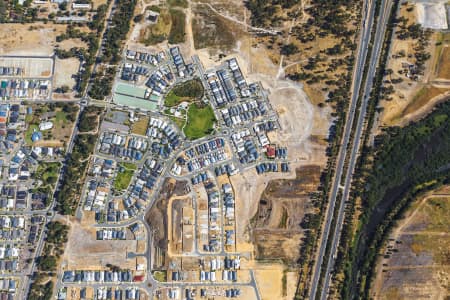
[
  {"x1": 184, "y1": 103, "x2": 216, "y2": 140},
  {"x1": 153, "y1": 270, "x2": 167, "y2": 282},
  {"x1": 113, "y1": 163, "x2": 137, "y2": 191},
  {"x1": 55, "y1": 111, "x2": 68, "y2": 123},
  {"x1": 121, "y1": 162, "x2": 137, "y2": 171},
  {"x1": 34, "y1": 162, "x2": 61, "y2": 187},
  {"x1": 164, "y1": 91, "x2": 183, "y2": 107},
  {"x1": 25, "y1": 114, "x2": 33, "y2": 123},
  {"x1": 170, "y1": 115, "x2": 186, "y2": 130}
]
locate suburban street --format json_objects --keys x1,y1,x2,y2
[{"x1": 309, "y1": 0, "x2": 394, "y2": 299}]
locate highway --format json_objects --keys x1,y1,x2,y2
[{"x1": 309, "y1": 0, "x2": 394, "y2": 299}]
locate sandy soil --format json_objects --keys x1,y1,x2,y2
[
  {"x1": 53, "y1": 57, "x2": 79, "y2": 89},
  {"x1": 0, "y1": 23, "x2": 67, "y2": 56},
  {"x1": 286, "y1": 271, "x2": 299, "y2": 300},
  {"x1": 58, "y1": 38, "x2": 88, "y2": 51},
  {"x1": 371, "y1": 190, "x2": 450, "y2": 300},
  {"x1": 416, "y1": 2, "x2": 448, "y2": 30},
  {"x1": 379, "y1": 4, "x2": 448, "y2": 126},
  {"x1": 34, "y1": 140, "x2": 65, "y2": 148},
  {"x1": 231, "y1": 157, "x2": 325, "y2": 247},
  {"x1": 398, "y1": 89, "x2": 450, "y2": 126},
  {"x1": 0, "y1": 57, "x2": 53, "y2": 78},
  {"x1": 63, "y1": 215, "x2": 138, "y2": 270},
  {"x1": 253, "y1": 263, "x2": 284, "y2": 300},
  {"x1": 92, "y1": 0, "x2": 108, "y2": 9},
  {"x1": 167, "y1": 196, "x2": 192, "y2": 256},
  {"x1": 435, "y1": 46, "x2": 450, "y2": 80}
]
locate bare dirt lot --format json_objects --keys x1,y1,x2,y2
[
  {"x1": 253, "y1": 263, "x2": 285, "y2": 300},
  {"x1": 436, "y1": 46, "x2": 450, "y2": 80},
  {"x1": 250, "y1": 166, "x2": 321, "y2": 263},
  {"x1": 63, "y1": 215, "x2": 139, "y2": 270},
  {"x1": 0, "y1": 23, "x2": 67, "y2": 56},
  {"x1": 371, "y1": 190, "x2": 450, "y2": 300},
  {"x1": 93, "y1": 0, "x2": 108, "y2": 9},
  {"x1": 192, "y1": 3, "x2": 242, "y2": 53},
  {"x1": 53, "y1": 57, "x2": 79, "y2": 90},
  {"x1": 0, "y1": 57, "x2": 53, "y2": 78},
  {"x1": 58, "y1": 38, "x2": 88, "y2": 51},
  {"x1": 379, "y1": 5, "x2": 449, "y2": 126},
  {"x1": 146, "y1": 179, "x2": 189, "y2": 268},
  {"x1": 416, "y1": 1, "x2": 448, "y2": 30}
]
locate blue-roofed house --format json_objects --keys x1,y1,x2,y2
[{"x1": 31, "y1": 131, "x2": 42, "y2": 142}]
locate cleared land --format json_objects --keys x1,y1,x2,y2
[
  {"x1": 436, "y1": 46, "x2": 450, "y2": 80},
  {"x1": 58, "y1": 38, "x2": 88, "y2": 51},
  {"x1": 93, "y1": 0, "x2": 108, "y2": 9},
  {"x1": 416, "y1": 2, "x2": 448, "y2": 30},
  {"x1": 251, "y1": 166, "x2": 320, "y2": 263},
  {"x1": 0, "y1": 57, "x2": 53, "y2": 78},
  {"x1": 139, "y1": 8, "x2": 173, "y2": 45},
  {"x1": 372, "y1": 191, "x2": 450, "y2": 300},
  {"x1": 0, "y1": 23, "x2": 67, "y2": 55},
  {"x1": 131, "y1": 116, "x2": 149, "y2": 135},
  {"x1": 53, "y1": 57, "x2": 80, "y2": 92},
  {"x1": 137, "y1": 7, "x2": 186, "y2": 45},
  {"x1": 63, "y1": 214, "x2": 140, "y2": 270},
  {"x1": 402, "y1": 86, "x2": 449, "y2": 116},
  {"x1": 192, "y1": 4, "x2": 239, "y2": 51},
  {"x1": 380, "y1": 5, "x2": 449, "y2": 126},
  {"x1": 146, "y1": 179, "x2": 189, "y2": 269}
]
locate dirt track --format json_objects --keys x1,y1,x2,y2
[{"x1": 371, "y1": 190, "x2": 450, "y2": 300}]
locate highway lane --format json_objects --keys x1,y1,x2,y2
[
  {"x1": 308, "y1": 0, "x2": 377, "y2": 298},
  {"x1": 310, "y1": 0, "x2": 395, "y2": 299},
  {"x1": 319, "y1": 0, "x2": 394, "y2": 298}
]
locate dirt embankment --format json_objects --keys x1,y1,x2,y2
[
  {"x1": 371, "y1": 188, "x2": 450, "y2": 300},
  {"x1": 250, "y1": 165, "x2": 322, "y2": 264},
  {"x1": 145, "y1": 178, "x2": 189, "y2": 268}
]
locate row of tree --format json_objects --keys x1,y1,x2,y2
[
  {"x1": 28, "y1": 221, "x2": 70, "y2": 300},
  {"x1": 56, "y1": 106, "x2": 104, "y2": 215},
  {"x1": 89, "y1": 0, "x2": 137, "y2": 100}
]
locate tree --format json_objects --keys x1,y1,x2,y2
[
  {"x1": 280, "y1": 43, "x2": 299, "y2": 56},
  {"x1": 59, "y1": 1, "x2": 68, "y2": 11},
  {"x1": 37, "y1": 256, "x2": 57, "y2": 271},
  {"x1": 134, "y1": 14, "x2": 143, "y2": 23}
]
